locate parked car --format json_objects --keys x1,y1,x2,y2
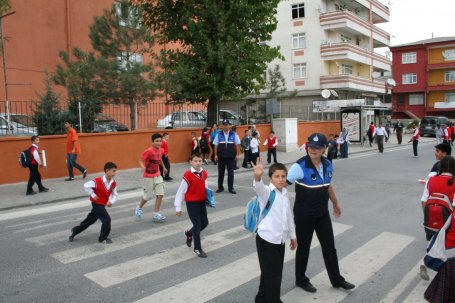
[
  {"x1": 419, "y1": 116, "x2": 449, "y2": 137},
  {"x1": 93, "y1": 114, "x2": 129, "y2": 132},
  {"x1": 0, "y1": 113, "x2": 37, "y2": 136},
  {"x1": 156, "y1": 110, "x2": 249, "y2": 129}
]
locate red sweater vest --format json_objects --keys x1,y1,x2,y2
[
  {"x1": 30, "y1": 146, "x2": 38, "y2": 165},
  {"x1": 89, "y1": 177, "x2": 117, "y2": 206},
  {"x1": 183, "y1": 170, "x2": 207, "y2": 203},
  {"x1": 267, "y1": 137, "x2": 277, "y2": 149}
]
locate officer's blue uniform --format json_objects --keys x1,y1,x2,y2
[{"x1": 216, "y1": 130, "x2": 237, "y2": 191}]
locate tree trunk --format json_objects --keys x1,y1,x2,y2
[
  {"x1": 207, "y1": 95, "x2": 219, "y2": 127},
  {"x1": 129, "y1": 100, "x2": 136, "y2": 130}
]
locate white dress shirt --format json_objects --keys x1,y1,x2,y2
[
  {"x1": 250, "y1": 138, "x2": 259, "y2": 153},
  {"x1": 83, "y1": 175, "x2": 118, "y2": 204},
  {"x1": 174, "y1": 167, "x2": 209, "y2": 212},
  {"x1": 31, "y1": 143, "x2": 41, "y2": 165},
  {"x1": 253, "y1": 179, "x2": 296, "y2": 244},
  {"x1": 373, "y1": 127, "x2": 388, "y2": 137}
]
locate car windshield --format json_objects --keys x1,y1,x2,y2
[{"x1": 421, "y1": 118, "x2": 436, "y2": 125}]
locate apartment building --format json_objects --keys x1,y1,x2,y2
[{"x1": 390, "y1": 37, "x2": 455, "y2": 119}]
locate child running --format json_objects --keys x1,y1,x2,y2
[
  {"x1": 69, "y1": 162, "x2": 118, "y2": 244},
  {"x1": 251, "y1": 157, "x2": 297, "y2": 302},
  {"x1": 175, "y1": 152, "x2": 210, "y2": 258},
  {"x1": 135, "y1": 133, "x2": 168, "y2": 222}
]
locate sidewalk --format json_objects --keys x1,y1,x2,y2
[{"x1": 0, "y1": 133, "x2": 435, "y2": 211}]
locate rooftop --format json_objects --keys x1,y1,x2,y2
[{"x1": 390, "y1": 36, "x2": 455, "y2": 48}]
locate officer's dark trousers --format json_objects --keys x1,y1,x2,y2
[
  {"x1": 218, "y1": 157, "x2": 235, "y2": 190},
  {"x1": 186, "y1": 202, "x2": 209, "y2": 251},
  {"x1": 294, "y1": 211, "x2": 344, "y2": 286},
  {"x1": 255, "y1": 235, "x2": 285, "y2": 303},
  {"x1": 396, "y1": 131, "x2": 403, "y2": 144},
  {"x1": 72, "y1": 203, "x2": 111, "y2": 242},
  {"x1": 413, "y1": 139, "x2": 419, "y2": 156},
  {"x1": 27, "y1": 164, "x2": 45, "y2": 193}
]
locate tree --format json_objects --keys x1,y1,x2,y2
[
  {"x1": 0, "y1": 0, "x2": 11, "y2": 16},
  {"x1": 133, "y1": 0, "x2": 282, "y2": 125},
  {"x1": 265, "y1": 64, "x2": 287, "y2": 99}
]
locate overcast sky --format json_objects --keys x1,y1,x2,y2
[{"x1": 376, "y1": 0, "x2": 455, "y2": 47}]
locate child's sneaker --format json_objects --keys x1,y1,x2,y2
[
  {"x1": 184, "y1": 230, "x2": 193, "y2": 247},
  {"x1": 99, "y1": 238, "x2": 113, "y2": 244},
  {"x1": 193, "y1": 249, "x2": 207, "y2": 258},
  {"x1": 134, "y1": 207, "x2": 142, "y2": 219},
  {"x1": 152, "y1": 212, "x2": 166, "y2": 223}
]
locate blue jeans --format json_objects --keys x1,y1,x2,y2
[{"x1": 66, "y1": 153, "x2": 86, "y2": 178}]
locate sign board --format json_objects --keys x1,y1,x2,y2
[
  {"x1": 312, "y1": 99, "x2": 365, "y2": 112},
  {"x1": 341, "y1": 112, "x2": 361, "y2": 142}
]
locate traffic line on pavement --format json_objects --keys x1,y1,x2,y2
[
  {"x1": 85, "y1": 225, "x2": 251, "y2": 288},
  {"x1": 133, "y1": 222, "x2": 352, "y2": 303},
  {"x1": 281, "y1": 232, "x2": 415, "y2": 303},
  {"x1": 379, "y1": 261, "x2": 421, "y2": 303},
  {"x1": 402, "y1": 267, "x2": 435, "y2": 303},
  {"x1": 51, "y1": 206, "x2": 244, "y2": 264}
]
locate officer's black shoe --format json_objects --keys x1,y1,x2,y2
[
  {"x1": 216, "y1": 188, "x2": 224, "y2": 193},
  {"x1": 296, "y1": 281, "x2": 317, "y2": 293},
  {"x1": 228, "y1": 189, "x2": 237, "y2": 194},
  {"x1": 333, "y1": 280, "x2": 355, "y2": 290},
  {"x1": 68, "y1": 228, "x2": 76, "y2": 242}
]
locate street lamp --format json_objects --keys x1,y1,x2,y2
[{"x1": 0, "y1": 10, "x2": 16, "y2": 134}]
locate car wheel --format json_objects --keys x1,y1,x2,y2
[{"x1": 165, "y1": 126, "x2": 173, "y2": 129}]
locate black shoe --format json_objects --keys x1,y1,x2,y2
[
  {"x1": 234, "y1": 166, "x2": 239, "y2": 170},
  {"x1": 216, "y1": 188, "x2": 224, "y2": 193},
  {"x1": 99, "y1": 238, "x2": 113, "y2": 244},
  {"x1": 39, "y1": 188, "x2": 49, "y2": 193},
  {"x1": 164, "y1": 177, "x2": 173, "y2": 181},
  {"x1": 83, "y1": 170, "x2": 87, "y2": 179},
  {"x1": 65, "y1": 177, "x2": 75, "y2": 181},
  {"x1": 194, "y1": 249, "x2": 207, "y2": 258},
  {"x1": 26, "y1": 191, "x2": 36, "y2": 196},
  {"x1": 296, "y1": 281, "x2": 317, "y2": 293},
  {"x1": 68, "y1": 228, "x2": 76, "y2": 242},
  {"x1": 333, "y1": 281, "x2": 355, "y2": 290},
  {"x1": 184, "y1": 230, "x2": 192, "y2": 247},
  {"x1": 242, "y1": 165, "x2": 249, "y2": 169},
  {"x1": 228, "y1": 189, "x2": 237, "y2": 194}
]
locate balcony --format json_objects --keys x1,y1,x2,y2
[
  {"x1": 427, "y1": 81, "x2": 455, "y2": 91},
  {"x1": 427, "y1": 58, "x2": 455, "y2": 70},
  {"x1": 320, "y1": 74, "x2": 386, "y2": 94},
  {"x1": 320, "y1": 11, "x2": 390, "y2": 47},
  {"x1": 351, "y1": 0, "x2": 390, "y2": 23},
  {"x1": 320, "y1": 42, "x2": 391, "y2": 71}
]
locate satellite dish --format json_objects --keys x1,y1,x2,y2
[
  {"x1": 386, "y1": 79, "x2": 396, "y2": 87},
  {"x1": 321, "y1": 89, "x2": 331, "y2": 99},
  {"x1": 329, "y1": 89, "x2": 339, "y2": 98}
]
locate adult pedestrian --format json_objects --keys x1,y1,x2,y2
[
  {"x1": 410, "y1": 123, "x2": 420, "y2": 157},
  {"x1": 339, "y1": 128, "x2": 350, "y2": 158},
  {"x1": 64, "y1": 120, "x2": 87, "y2": 181},
  {"x1": 251, "y1": 124, "x2": 260, "y2": 140},
  {"x1": 287, "y1": 133, "x2": 355, "y2": 293},
  {"x1": 367, "y1": 122, "x2": 375, "y2": 147},
  {"x1": 213, "y1": 119, "x2": 241, "y2": 194},
  {"x1": 435, "y1": 124, "x2": 444, "y2": 145},
  {"x1": 26, "y1": 136, "x2": 49, "y2": 195},
  {"x1": 373, "y1": 122, "x2": 388, "y2": 153},
  {"x1": 241, "y1": 129, "x2": 252, "y2": 168},
  {"x1": 394, "y1": 120, "x2": 404, "y2": 144}
]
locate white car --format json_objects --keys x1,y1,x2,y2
[
  {"x1": 157, "y1": 111, "x2": 206, "y2": 129},
  {"x1": 0, "y1": 113, "x2": 37, "y2": 136}
]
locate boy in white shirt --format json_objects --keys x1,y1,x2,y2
[
  {"x1": 252, "y1": 157, "x2": 297, "y2": 302},
  {"x1": 250, "y1": 131, "x2": 260, "y2": 165}
]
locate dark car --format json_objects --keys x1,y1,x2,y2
[
  {"x1": 94, "y1": 114, "x2": 129, "y2": 132},
  {"x1": 419, "y1": 116, "x2": 449, "y2": 137}
]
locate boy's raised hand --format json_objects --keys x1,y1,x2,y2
[{"x1": 251, "y1": 157, "x2": 264, "y2": 181}]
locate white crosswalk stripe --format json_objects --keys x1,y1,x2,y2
[{"x1": 402, "y1": 268, "x2": 435, "y2": 303}]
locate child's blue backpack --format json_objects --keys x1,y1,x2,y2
[
  {"x1": 205, "y1": 188, "x2": 215, "y2": 208},
  {"x1": 243, "y1": 190, "x2": 276, "y2": 233}
]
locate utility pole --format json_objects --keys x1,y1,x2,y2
[{"x1": 0, "y1": 11, "x2": 15, "y2": 134}]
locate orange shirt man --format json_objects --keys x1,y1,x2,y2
[{"x1": 64, "y1": 121, "x2": 87, "y2": 181}]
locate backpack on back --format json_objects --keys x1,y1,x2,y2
[
  {"x1": 423, "y1": 193, "x2": 453, "y2": 240},
  {"x1": 243, "y1": 190, "x2": 276, "y2": 233},
  {"x1": 19, "y1": 147, "x2": 32, "y2": 168},
  {"x1": 200, "y1": 136, "x2": 209, "y2": 149}
]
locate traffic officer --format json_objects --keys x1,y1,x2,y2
[
  {"x1": 394, "y1": 120, "x2": 404, "y2": 144},
  {"x1": 287, "y1": 133, "x2": 355, "y2": 293},
  {"x1": 213, "y1": 119, "x2": 241, "y2": 194}
]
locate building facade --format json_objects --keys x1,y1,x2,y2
[{"x1": 390, "y1": 37, "x2": 455, "y2": 119}]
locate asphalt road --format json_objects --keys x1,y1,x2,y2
[{"x1": 0, "y1": 143, "x2": 437, "y2": 303}]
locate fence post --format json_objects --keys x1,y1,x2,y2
[{"x1": 78, "y1": 102, "x2": 82, "y2": 133}]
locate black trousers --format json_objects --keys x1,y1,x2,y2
[
  {"x1": 376, "y1": 135, "x2": 384, "y2": 152},
  {"x1": 413, "y1": 139, "x2": 419, "y2": 156},
  {"x1": 255, "y1": 235, "x2": 285, "y2": 303},
  {"x1": 210, "y1": 144, "x2": 217, "y2": 163},
  {"x1": 396, "y1": 131, "x2": 403, "y2": 144},
  {"x1": 267, "y1": 148, "x2": 277, "y2": 164},
  {"x1": 242, "y1": 149, "x2": 251, "y2": 167},
  {"x1": 217, "y1": 157, "x2": 235, "y2": 190},
  {"x1": 27, "y1": 164, "x2": 44, "y2": 193},
  {"x1": 186, "y1": 202, "x2": 209, "y2": 251},
  {"x1": 250, "y1": 152, "x2": 259, "y2": 166},
  {"x1": 160, "y1": 155, "x2": 171, "y2": 179},
  {"x1": 294, "y1": 211, "x2": 344, "y2": 286},
  {"x1": 72, "y1": 203, "x2": 111, "y2": 242}
]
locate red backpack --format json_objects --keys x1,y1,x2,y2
[{"x1": 423, "y1": 193, "x2": 453, "y2": 240}]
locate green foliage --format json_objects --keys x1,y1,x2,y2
[
  {"x1": 265, "y1": 64, "x2": 287, "y2": 99},
  {"x1": 134, "y1": 0, "x2": 282, "y2": 125},
  {"x1": 0, "y1": 0, "x2": 12, "y2": 16}
]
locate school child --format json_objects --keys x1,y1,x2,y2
[
  {"x1": 263, "y1": 131, "x2": 278, "y2": 164},
  {"x1": 199, "y1": 127, "x2": 211, "y2": 164},
  {"x1": 69, "y1": 162, "x2": 118, "y2": 244},
  {"x1": 175, "y1": 152, "x2": 210, "y2": 258},
  {"x1": 241, "y1": 129, "x2": 252, "y2": 168},
  {"x1": 190, "y1": 132, "x2": 198, "y2": 161},
  {"x1": 250, "y1": 131, "x2": 260, "y2": 166},
  {"x1": 135, "y1": 133, "x2": 168, "y2": 222},
  {"x1": 327, "y1": 134, "x2": 337, "y2": 161},
  {"x1": 251, "y1": 157, "x2": 297, "y2": 302},
  {"x1": 160, "y1": 133, "x2": 173, "y2": 181}
]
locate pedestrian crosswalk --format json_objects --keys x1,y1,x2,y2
[{"x1": 1, "y1": 190, "x2": 436, "y2": 303}]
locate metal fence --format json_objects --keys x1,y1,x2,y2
[{"x1": 0, "y1": 99, "x2": 336, "y2": 137}]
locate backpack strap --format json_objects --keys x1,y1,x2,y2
[{"x1": 261, "y1": 190, "x2": 276, "y2": 219}]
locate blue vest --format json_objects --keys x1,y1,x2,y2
[
  {"x1": 294, "y1": 156, "x2": 333, "y2": 218},
  {"x1": 217, "y1": 131, "x2": 236, "y2": 159}
]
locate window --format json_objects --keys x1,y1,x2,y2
[
  {"x1": 402, "y1": 73, "x2": 417, "y2": 84},
  {"x1": 292, "y1": 33, "x2": 306, "y2": 49},
  {"x1": 409, "y1": 94, "x2": 424, "y2": 105},
  {"x1": 445, "y1": 71, "x2": 455, "y2": 82},
  {"x1": 292, "y1": 3, "x2": 305, "y2": 19},
  {"x1": 340, "y1": 34, "x2": 352, "y2": 44},
  {"x1": 117, "y1": 52, "x2": 143, "y2": 70},
  {"x1": 443, "y1": 49, "x2": 455, "y2": 61},
  {"x1": 402, "y1": 52, "x2": 417, "y2": 64},
  {"x1": 341, "y1": 64, "x2": 353, "y2": 75},
  {"x1": 115, "y1": 2, "x2": 141, "y2": 28},
  {"x1": 397, "y1": 94, "x2": 404, "y2": 105},
  {"x1": 445, "y1": 92, "x2": 455, "y2": 102},
  {"x1": 293, "y1": 63, "x2": 307, "y2": 79}
]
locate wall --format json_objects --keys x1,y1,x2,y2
[{"x1": 0, "y1": 121, "x2": 340, "y2": 184}]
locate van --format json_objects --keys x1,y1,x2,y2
[{"x1": 419, "y1": 116, "x2": 449, "y2": 137}]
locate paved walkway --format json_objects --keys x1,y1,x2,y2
[{"x1": 0, "y1": 133, "x2": 435, "y2": 211}]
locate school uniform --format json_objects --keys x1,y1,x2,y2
[
  {"x1": 160, "y1": 138, "x2": 171, "y2": 180},
  {"x1": 175, "y1": 167, "x2": 209, "y2": 251},
  {"x1": 253, "y1": 180, "x2": 295, "y2": 303},
  {"x1": 250, "y1": 137, "x2": 260, "y2": 166},
  {"x1": 263, "y1": 136, "x2": 278, "y2": 164},
  {"x1": 71, "y1": 176, "x2": 118, "y2": 242},
  {"x1": 26, "y1": 144, "x2": 46, "y2": 194}
]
